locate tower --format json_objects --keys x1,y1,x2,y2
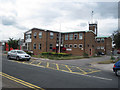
[{"x1": 89, "y1": 11, "x2": 98, "y2": 36}]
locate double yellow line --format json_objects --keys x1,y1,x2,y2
[{"x1": 0, "y1": 72, "x2": 44, "y2": 90}]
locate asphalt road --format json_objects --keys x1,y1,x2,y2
[{"x1": 2, "y1": 55, "x2": 120, "y2": 89}]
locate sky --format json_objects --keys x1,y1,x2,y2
[{"x1": 0, "y1": 0, "x2": 119, "y2": 41}]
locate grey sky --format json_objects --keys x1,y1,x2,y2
[{"x1": 0, "y1": 0, "x2": 118, "y2": 40}]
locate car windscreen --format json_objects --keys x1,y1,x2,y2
[{"x1": 17, "y1": 51, "x2": 26, "y2": 54}]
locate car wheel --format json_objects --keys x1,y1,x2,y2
[
  {"x1": 16, "y1": 56, "x2": 20, "y2": 61},
  {"x1": 7, "y1": 55, "x2": 11, "y2": 60},
  {"x1": 115, "y1": 70, "x2": 118, "y2": 76}
]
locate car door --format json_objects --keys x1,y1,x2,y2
[{"x1": 11, "y1": 51, "x2": 17, "y2": 59}]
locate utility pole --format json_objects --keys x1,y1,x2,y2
[{"x1": 58, "y1": 23, "x2": 61, "y2": 53}]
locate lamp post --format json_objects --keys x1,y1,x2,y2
[{"x1": 58, "y1": 23, "x2": 61, "y2": 53}]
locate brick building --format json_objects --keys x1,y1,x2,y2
[{"x1": 23, "y1": 23, "x2": 112, "y2": 56}]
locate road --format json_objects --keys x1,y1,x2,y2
[{"x1": 2, "y1": 55, "x2": 120, "y2": 89}]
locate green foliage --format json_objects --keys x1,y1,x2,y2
[
  {"x1": 8, "y1": 38, "x2": 19, "y2": 49},
  {"x1": 83, "y1": 53, "x2": 89, "y2": 58},
  {"x1": 110, "y1": 56, "x2": 115, "y2": 60},
  {"x1": 113, "y1": 30, "x2": 120, "y2": 49},
  {"x1": 25, "y1": 51, "x2": 33, "y2": 55}
]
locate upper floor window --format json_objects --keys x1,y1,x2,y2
[
  {"x1": 74, "y1": 33, "x2": 78, "y2": 40},
  {"x1": 69, "y1": 34, "x2": 73, "y2": 40},
  {"x1": 33, "y1": 43, "x2": 36, "y2": 49},
  {"x1": 101, "y1": 46, "x2": 104, "y2": 49},
  {"x1": 34, "y1": 32, "x2": 37, "y2": 39},
  {"x1": 101, "y1": 38, "x2": 104, "y2": 42},
  {"x1": 50, "y1": 32, "x2": 54, "y2": 39},
  {"x1": 97, "y1": 46, "x2": 100, "y2": 49},
  {"x1": 39, "y1": 44, "x2": 42, "y2": 50},
  {"x1": 65, "y1": 34, "x2": 68, "y2": 40},
  {"x1": 97, "y1": 39, "x2": 100, "y2": 43},
  {"x1": 49, "y1": 44, "x2": 53, "y2": 50},
  {"x1": 79, "y1": 33, "x2": 83, "y2": 40},
  {"x1": 39, "y1": 32, "x2": 42, "y2": 39}
]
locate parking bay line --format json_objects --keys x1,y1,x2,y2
[{"x1": 8, "y1": 60, "x2": 112, "y2": 81}]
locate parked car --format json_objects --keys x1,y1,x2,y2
[
  {"x1": 7, "y1": 50, "x2": 31, "y2": 61},
  {"x1": 113, "y1": 60, "x2": 120, "y2": 76}
]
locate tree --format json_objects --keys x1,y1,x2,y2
[
  {"x1": 113, "y1": 30, "x2": 120, "y2": 49},
  {"x1": 8, "y1": 38, "x2": 19, "y2": 49}
]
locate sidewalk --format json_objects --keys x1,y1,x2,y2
[{"x1": 91, "y1": 63, "x2": 114, "y2": 71}]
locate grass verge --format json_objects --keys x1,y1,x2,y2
[{"x1": 97, "y1": 59, "x2": 119, "y2": 64}]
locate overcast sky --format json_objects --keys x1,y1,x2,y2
[{"x1": 0, "y1": 0, "x2": 119, "y2": 41}]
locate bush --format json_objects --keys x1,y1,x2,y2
[
  {"x1": 26, "y1": 51, "x2": 33, "y2": 55},
  {"x1": 110, "y1": 56, "x2": 115, "y2": 60},
  {"x1": 83, "y1": 53, "x2": 89, "y2": 58}
]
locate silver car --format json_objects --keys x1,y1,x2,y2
[{"x1": 7, "y1": 50, "x2": 31, "y2": 61}]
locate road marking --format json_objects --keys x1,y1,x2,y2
[
  {"x1": 76, "y1": 67, "x2": 88, "y2": 74},
  {"x1": 37, "y1": 61, "x2": 42, "y2": 65},
  {"x1": 29, "y1": 61, "x2": 35, "y2": 64},
  {"x1": 0, "y1": 72, "x2": 45, "y2": 90},
  {"x1": 65, "y1": 65, "x2": 72, "y2": 72},
  {"x1": 56, "y1": 64, "x2": 59, "y2": 70},
  {"x1": 46, "y1": 62, "x2": 49, "y2": 68}
]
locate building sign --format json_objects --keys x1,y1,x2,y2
[{"x1": 66, "y1": 48, "x2": 72, "y2": 51}]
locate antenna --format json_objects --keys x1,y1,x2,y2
[{"x1": 91, "y1": 11, "x2": 94, "y2": 23}]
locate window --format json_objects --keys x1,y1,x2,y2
[
  {"x1": 79, "y1": 44, "x2": 83, "y2": 48},
  {"x1": 64, "y1": 44, "x2": 68, "y2": 48},
  {"x1": 79, "y1": 33, "x2": 83, "y2": 40},
  {"x1": 74, "y1": 33, "x2": 78, "y2": 40},
  {"x1": 39, "y1": 44, "x2": 42, "y2": 50},
  {"x1": 74, "y1": 44, "x2": 77, "y2": 48},
  {"x1": 101, "y1": 38, "x2": 104, "y2": 42},
  {"x1": 97, "y1": 39, "x2": 100, "y2": 43},
  {"x1": 33, "y1": 44, "x2": 36, "y2": 49},
  {"x1": 69, "y1": 34, "x2": 73, "y2": 40},
  {"x1": 69, "y1": 44, "x2": 72, "y2": 48},
  {"x1": 97, "y1": 46, "x2": 100, "y2": 49},
  {"x1": 50, "y1": 32, "x2": 54, "y2": 39},
  {"x1": 34, "y1": 32, "x2": 37, "y2": 39},
  {"x1": 39, "y1": 32, "x2": 42, "y2": 39},
  {"x1": 101, "y1": 46, "x2": 104, "y2": 49},
  {"x1": 65, "y1": 34, "x2": 68, "y2": 40},
  {"x1": 49, "y1": 44, "x2": 53, "y2": 50}
]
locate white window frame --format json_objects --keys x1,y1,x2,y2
[
  {"x1": 64, "y1": 44, "x2": 68, "y2": 48},
  {"x1": 50, "y1": 32, "x2": 54, "y2": 39},
  {"x1": 78, "y1": 44, "x2": 83, "y2": 48},
  {"x1": 49, "y1": 44, "x2": 53, "y2": 50},
  {"x1": 39, "y1": 32, "x2": 42, "y2": 39},
  {"x1": 97, "y1": 46, "x2": 100, "y2": 49},
  {"x1": 69, "y1": 34, "x2": 73, "y2": 40},
  {"x1": 74, "y1": 44, "x2": 77, "y2": 48},
  {"x1": 34, "y1": 32, "x2": 37, "y2": 39},
  {"x1": 39, "y1": 44, "x2": 42, "y2": 50},
  {"x1": 69, "y1": 44, "x2": 72, "y2": 48},
  {"x1": 101, "y1": 38, "x2": 104, "y2": 42},
  {"x1": 33, "y1": 43, "x2": 36, "y2": 49},
  {"x1": 101, "y1": 46, "x2": 104, "y2": 49},
  {"x1": 79, "y1": 33, "x2": 83, "y2": 40},
  {"x1": 74, "y1": 33, "x2": 78, "y2": 40},
  {"x1": 65, "y1": 34, "x2": 68, "y2": 40}
]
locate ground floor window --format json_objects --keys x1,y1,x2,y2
[
  {"x1": 69, "y1": 44, "x2": 72, "y2": 48},
  {"x1": 78, "y1": 44, "x2": 83, "y2": 48},
  {"x1": 39, "y1": 44, "x2": 42, "y2": 50},
  {"x1": 64, "y1": 44, "x2": 68, "y2": 48},
  {"x1": 74, "y1": 44, "x2": 77, "y2": 48},
  {"x1": 49, "y1": 44, "x2": 53, "y2": 50}
]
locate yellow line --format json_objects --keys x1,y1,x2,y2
[
  {"x1": 56, "y1": 64, "x2": 59, "y2": 70},
  {"x1": 37, "y1": 61, "x2": 42, "y2": 65},
  {"x1": 46, "y1": 62, "x2": 49, "y2": 68},
  {"x1": 65, "y1": 65, "x2": 72, "y2": 72},
  {"x1": 1, "y1": 72, "x2": 44, "y2": 90},
  {"x1": 76, "y1": 67, "x2": 88, "y2": 74},
  {"x1": 29, "y1": 60, "x2": 35, "y2": 64}
]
